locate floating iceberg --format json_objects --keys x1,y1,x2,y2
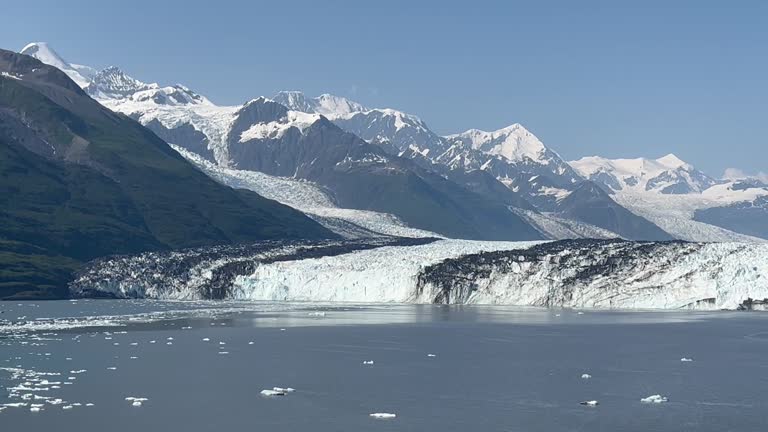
[
  {"x1": 370, "y1": 413, "x2": 396, "y2": 419},
  {"x1": 641, "y1": 394, "x2": 668, "y2": 404}
]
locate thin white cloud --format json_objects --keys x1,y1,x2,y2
[{"x1": 723, "y1": 168, "x2": 768, "y2": 183}]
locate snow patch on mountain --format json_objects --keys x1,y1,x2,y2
[{"x1": 239, "y1": 110, "x2": 320, "y2": 141}]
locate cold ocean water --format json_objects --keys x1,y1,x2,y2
[{"x1": 1, "y1": 300, "x2": 767, "y2": 431}]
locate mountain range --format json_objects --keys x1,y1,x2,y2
[{"x1": 2, "y1": 42, "x2": 767, "y2": 298}]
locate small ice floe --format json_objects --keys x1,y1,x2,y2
[
  {"x1": 107, "y1": 367, "x2": 117, "y2": 371},
  {"x1": 363, "y1": 360, "x2": 375, "y2": 365},
  {"x1": 580, "y1": 400, "x2": 599, "y2": 407},
  {"x1": 219, "y1": 342, "x2": 226, "y2": 345},
  {"x1": 640, "y1": 394, "x2": 668, "y2": 404},
  {"x1": 166, "y1": 337, "x2": 174, "y2": 341},
  {"x1": 202, "y1": 338, "x2": 210, "y2": 342},
  {"x1": 577, "y1": 312, "x2": 585, "y2": 315},
  {"x1": 280, "y1": 328, "x2": 286, "y2": 331},
  {"x1": 427, "y1": 354, "x2": 436, "y2": 358},
  {"x1": 370, "y1": 413, "x2": 396, "y2": 419},
  {"x1": 260, "y1": 389, "x2": 286, "y2": 397},
  {"x1": 68, "y1": 376, "x2": 76, "y2": 380},
  {"x1": 248, "y1": 341, "x2": 254, "y2": 345},
  {"x1": 166, "y1": 342, "x2": 173, "y2": 345},
  {"x1": 307, "y1": 312, "x2": 326, "y2": 318},
  {"x1": 62, "y1": 405, "x2": 74, "y2": 410},
  {"x1": 70, "y1": 370, "x2": 87, "y2": 374},
  {"x1": 125, "y1": 397, "x2": 148, "y2": 407},
  {"x1": 113, "y1": 342, "x2": 120, "y2": 346},
  {"x1": 65, "y1": 358, "x2": 73, "y2": 361},
  {"x1": 149, "y1": 340, "x2": 156, "y2": 344},
  {"x1": 218, "y1": 351, "x2": 229, "y2": 355},
  {"x1": 182, "y1": 326, "x2": 192, "y2": 330},
  {"x1": 273, "y1": 387, "x2": 294, "y2": 393},
  {"x1": 581, "y1": 373, "x2": 592, "y2": 379},
  {"x1": 130, "y1": 342, "x2": 138, "y2": 346},
  {"x1": 680, "y1": 358, "x2": 694, "y2": 362},
  {"x1": 30, "y1": 404, "x2": 44, "y2": 413},
  {"x1": 130, "y1": 356, "x2": 138, "y2": 360}
]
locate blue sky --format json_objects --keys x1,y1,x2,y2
[{"x1": 2, "y1": 0, "x2": 766, "y2": 176}]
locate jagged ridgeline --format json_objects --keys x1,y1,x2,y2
[{"x1": 0, "y1": 49, "x2": 334, "y2": 299}]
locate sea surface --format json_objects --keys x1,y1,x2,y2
[{"x1": 1, "y1": 300, "x2": 768, "y2": 431}]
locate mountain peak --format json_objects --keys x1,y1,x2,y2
[
  {"x1": 19, "y1": 42, "x2": 95, "y2": 88},
  {"x1": 656, "y1": 153, "x2": 688, "y2": 169},
  {"x1": 447, "y1": 123, "x2": 549, "y2": 163}
]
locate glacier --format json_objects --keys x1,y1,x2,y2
[{"x1": 70, "y1": 238, "x2": 768, "y2": 310}]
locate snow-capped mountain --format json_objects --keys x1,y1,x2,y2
[
  {"x1": 569, "y1": 154, "x2": 768, "y2": 242},
  {"x1": 18, "y1": 42, "x2": 767, "y2": 242},
  {"x1": 570, "y1": 154, "x2": 720, "y2": 194},
  {"x1": 20, "y1": 42, "x2": 96, "y2": 87},
  {"x1": 274, "y1": 90, "x2": 449, "y2": 157}
]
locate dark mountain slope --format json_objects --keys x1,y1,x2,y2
[
  {"x1": 556, "y1": 182, "x2": 673, "y2": 241},
  {"x1": 0, "y1": 49, "x2": 333, "y2": 299}
]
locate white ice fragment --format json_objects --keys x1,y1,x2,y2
[
  {"x1": 581, "y1": 373, "x2": 592, "y2": 379},
  {"x1": 363, "y1": 360, "x2": 375, "y2": 365},
  {"x1": 166, "y1": 337, "x2": 174, "y2": 341},
  {"x1": 85, "y1": 403, "x2": 94, "y2": 407},
  {"x1": 370, "y1": 413, "x2": 396, "y2": 419},
  {"x1": 427, "y1": 354, "x2": 436, "y2": 358},
  {"x1": 640, "y1": 394, "x2": 668, "y2": 404},
  {"x1": 62, "y1": 405, "x2": 73, "y2": 410},
  {"x1": 219, "y1": 351, "x2": 229, "y2": 355},
  {"x1": 248, "y1": 341, "x2": 254, "y2": 345},
  {"x1": 260, "y1": 389, "x2": 286, "y2": 397},
  {"x1": 680, "y1": 358, "x2": 694, "y2": 362},
  {"x1": 272, "y1": 387, "x2": 294, "y2": 393},
  {"x1": 308, "y1": 312, "x2": 326, "y2": 318},
  {"x1": 202, "y1": 338, "x2": 210, "y2": 342},
  {"x1": 107, "y1": 367, "x2": 117, "y2": 370},
  {"x1": 580, "y1": 400, "x2": 599, "y2": 406},
  {"x1": 166, "y1": 342, "x2": 173, "y2": 345},
  {"x1": 149, "y1": 340, "x2": 156, "y2": 344}
]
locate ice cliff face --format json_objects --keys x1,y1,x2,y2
[
  {"x1": 415, "y1": 240, "x2": 768, "y2": 309},
  {"x1": 71, "y1": 239, "x2": 768, "y2": 310}
]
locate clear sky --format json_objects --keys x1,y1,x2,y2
[{"x1": 2, "y1": 0, "x2": 766, "y2": 177}]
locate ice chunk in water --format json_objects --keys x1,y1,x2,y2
[
  {"x1": 260, "y1": 389, "x2": 285, "y2": 397},
  {"x1": 641, "y1": 394, "x2": 668, "y2": 404},
  {"x1": 680, "y1": 358, "x2": 694, "y2": 362},
  {"x1": 363, "y1": 360, "x2": 374, "y2": 365},
  {"x1": 580, "y1": 400, "x2": 599, "y2": 406},
  {"x1": 370, "y1": 413, "x2": 396, "y2": 419},
  {"x1": 581, "y1": 373, "x2": 592, "y2": 379}
]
